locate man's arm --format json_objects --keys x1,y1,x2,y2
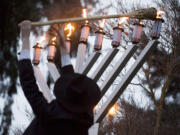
[{"x1": 18, "y1": 21, "x2": 51, "y2": 116}]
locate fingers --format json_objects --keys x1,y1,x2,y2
[
  {"x1": 18, "y1": 20, "x2": 32, "y2": 30},
  {"x1": 19, "y1": 20, "x2": 32, "y2": 38}
]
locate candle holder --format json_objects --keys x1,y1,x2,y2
[
  {"x1": 79, "y1": 22, "x2": 91, "y2": 44},
  {"x1": 112, "y1": 24, "x2": 124, "y2": 48},
  {"x1": 47, "y1": 37, "x2": 57, "y2": 61},
  {"x1": 94, "y1": 28, "x2": 105, "y2": 51},
  {"x1": 33, "y1": 43, "x2": 43, "y2": 65},
  {"x1": 65, "y1": 38, "x2": 71, "y2": 53},
  {"x1": 151, "y1": 18, "x2": 164, "y2": 39},
  {"x1": 131, "y1": 21, "x2": 145, "y2": 44}
]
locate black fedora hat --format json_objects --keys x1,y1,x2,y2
[{"x1": 54, "y1": 72, "x2": 101, "y2": 114}]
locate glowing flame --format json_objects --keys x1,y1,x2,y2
[
  {"x1": 99, "y1": 19, "x2": 106, "y2": 29},
  {"x1": 119, "y1": 17, "x2": 129, "y2": 25},
  {"x1": 37, "y1": 36, "x2": 46, "y2": 45},
  {"x1": 140, "y1": 20, "x2": 143, "y2": 25},
  {"x1": 64, "y1": 23, "x2": 75, "y2": 38},
  {"x1": 156, "y1": 11, "x2": 165, "y2": 19},
  {"x1": 82, "y1": 8, "x2": 88, "y2": 23},
  {"x1": 51, "y1": 37, "x2": 56, "y2": 45},
  {"x1": 52, "y1": 37, "x2": 56, "y2": 41},
  {"x1": 82, "y1": 8, "x2": 88, "y2": 18},
  {"x1": 108, "y1": 104, "x2": 119, "y2": 116},
  {"x1": 93, "y1": 105, "x2": 98, "y2": 112}
]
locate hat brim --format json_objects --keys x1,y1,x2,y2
[{"x1": 54, "y1": 73, "x2": 100, "y2": 114}]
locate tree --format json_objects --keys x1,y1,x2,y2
[
  {"x1": 138, "y1": 0, "x2": 180, "y2": 134},
  {"x1": 99, "y1": 98, "x2": 180, "y2": 135},
  {"x1": 96, "y1": 0, "x2": 180, "y2": 134}
]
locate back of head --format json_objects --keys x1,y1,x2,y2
[{"x1": 54, "y1": 72, "x2": 101, "y2": 127}]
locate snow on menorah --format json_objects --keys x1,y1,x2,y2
[{"x1": 31, "y1": 8, "x2": 164, "y2": 134}]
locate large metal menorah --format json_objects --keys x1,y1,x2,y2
[{"x1": 31, "y1": 7, "x2": 163, "y2": 135}]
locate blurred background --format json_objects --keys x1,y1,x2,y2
[{"x1": 0, "y1": 0, "x2": 180, "y2": 135}]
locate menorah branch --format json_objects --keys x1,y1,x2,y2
[{"x1": 31, "y1": 8, "x2": 157, "y2": 26}]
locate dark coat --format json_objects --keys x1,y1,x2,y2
[{"x1": 18, "y1": 59, "x2": 90, "y2": 135}]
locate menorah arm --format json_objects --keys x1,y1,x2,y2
[{"x1": 31, "y1": 8, "x2": 157, "y2": 26}]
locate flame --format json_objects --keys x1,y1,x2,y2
[
  {"x1": 108, "y1": 104, "x2": 119, "y2": 116},
  {"x1": 119, "y1": 17, "x2": 129, "y2": 25},
  {"x1": 140, "y1": 20, "x2": 143, "y2": 25},
  {"x1": 99, "y1": 19, "x2": 106, "y2": 29},
  {"x1": 37, "y1": 36, "x2": 46, "y2": 44},
  {"x1": 51, "y1": 37, "x2": 56, "y2": 45},
  {"x1": 52, "y1": 37, "x2": 56, "y2": 41},
  {"x1": 64, "y1": 23, "x2": 75, "y2": 38},
  {"x1": 82, "y1": 8, "x2": 88, "y2": 23},
  {"x1": 82, "y1": 8, "x2": 88, "y2": 18},
  {"x1": 156, "y1": 11, "x2": 165, "y2": 19},
  {"x1": 93, "y1": 105, "x2": 98, "y2": 112}
]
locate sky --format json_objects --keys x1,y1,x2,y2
[{"x1": 3, "y1": 0, "x2": 161, "y2": 134}]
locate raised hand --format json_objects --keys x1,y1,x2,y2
[{"x1": 18, "y1": 20, "x2": 32, "y2": 50}]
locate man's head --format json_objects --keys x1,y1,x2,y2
[{"x1": 53, "y1": 71, "x2": 101, "y2": 124}]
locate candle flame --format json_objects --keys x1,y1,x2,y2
[
  {"x1": 37, "y1": 36, "x2": 46, "y2": 44},
  {"x1": 82, "y1": 8, "x2": 87, "y2": 18},
  {"x1": 93, "y1": 105, "x2": 98, "y2": 112},
  {"x1": 82, "y1": 8, "x2": 88, "y2": 23},
  {"x1": 108, "y1": 104, "x2": 119, "y2": 116},
  {"x1": 156, "y1": 11, "x2": 165, "y2": 19},
  {"x1": 64, "y1": 23, "x2": 75, "y2": 38},
  {"x1": 51, "y1": 37, "x2": 56, "y2": 45},
  {"x1": 119, "y1": 17, "x2": 129, "y2": 25},
  {"x1": 52, "y1": 37, "x2": 56, "y2": 41},
  {"x1": 139, "y1": 20, "x2": 143, "y2": 24},
  {"x1": 100, "y1": 19, "x2": 106, "y2": 29}
]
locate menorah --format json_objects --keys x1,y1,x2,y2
[{"x1": 30, "y1": 7, "x2": 163, "y2": 135}]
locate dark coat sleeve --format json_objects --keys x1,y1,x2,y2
[{"x1": 18, "y1": 59, "x2": 53, "y2": 116}]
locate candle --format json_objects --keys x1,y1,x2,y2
[
  {"x1": 131, "y1": 20, "x2": 144, "y2": 44},
  {"x1": 80, "y1": 8, "x2": 91, "y2": 43},
  {"x1": 33, "y1": 36, "x2": 45, "y2": 65},
  {"x1": 33, "y1": 43, "x2": 43, "y2": 65},
  {"x1": 65, "y1": 38, "x2": 71, "y2": 53},
  {"x1": 151, "y1": 11, "x2": 164, "y2": 39},
  {"x1": 112, "y1": 25, "x2": 124, "y2": 48},
  {"x1": 64, "y1": 23, "x2": 75, "y2": 54},
  {"x1": 80, "y1": 23, "x2": 91, "y2": 43},
  {"x1": 47, "y1": 37, "x2": 57, "y2": 61},
  {"x1": 94, "y1": 19, "x2": 106, "y2": 51}
]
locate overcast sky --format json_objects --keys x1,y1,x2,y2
[{"x1": 3, "y1": 0, "x2": 161, "y2": 134}]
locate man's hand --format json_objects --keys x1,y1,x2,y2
[
  {"x1": 58, "y1": 26, "x2": 68, "y2": 56},
  {"x1": 18, "y1": 20, "x2": 32, "y2": 50}
]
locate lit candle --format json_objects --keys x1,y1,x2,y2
[
  {"x1": 80, "y1": 8, "x2": 91, "y2": 43},
  {"x1": 112, "y1": 17, "x2": 128, "y2": 48},
  {"x1": 131, "y1": 20, "x2": 144, "y2": 44},
  {"x1": 65, "y1": 38, "x2": 71, "y2": 53},
  {"x1": 108, "y1": 103, "x2": 119, "y2": 117},
  {"x1": 33, "y1": 43, "x2": 43, "y2": 65},
  {"x1": 33, "y1": 36, "x2": 45, "y2": 65},
  {"x1": 64, "y1": 23, "x2": 75, "y2": 53},
  {"x1": 47, "y1": 37, "x2": 57, "y2": 61},
  {"x1": 94, "y1": 19, "x2": 106, "y2": 51},
  {"x1": 151, "y1": 11, "x2": 164, "y2": 39}
]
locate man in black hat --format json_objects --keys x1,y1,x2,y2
[{"x1": 18, "y1": 20, "x2": 101, "y2": 135}]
